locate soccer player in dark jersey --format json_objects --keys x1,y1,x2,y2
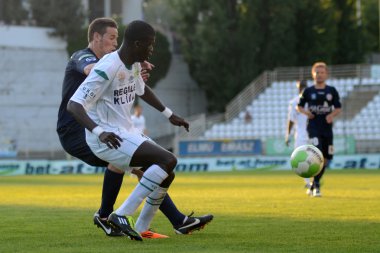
[
  {"x1": 297, "y1": 62, "x2": 342, "y2": 197},
  {"x1": 57, "y1": 17, "x2": 212, "y2": 237}
]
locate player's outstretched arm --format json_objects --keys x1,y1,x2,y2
[
  {"x1": 326, "y1": 108, "x2": 342, "y2": 123},
  {"x1": 168, "y1": 114, "x2": 189, "y2": 132},
  {"x1": 67, "y1": 100, "x2": 98, "y2": 131},
  {"x1": 139, "y1": 85, "x2": 189, "y2": 132},
  {"x1": 285, "y1": 120, "x2": 294, "y2": 146},
  {"x1": 139, "y1": 85, "x2": 165, "y2": 111},
  {"x1": 67, "y1": 101, "x2": 122, "y2": 149}
]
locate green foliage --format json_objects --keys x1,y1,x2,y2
[
  {"x1": 362, "y1": 0, "x2": 380, "y2": 52},
  {"x1": 169, "y1": 0, "x2": 378, "y2": 112},
  {"x1": 332, "y1": 0, "x2": 365, "y2": 63},
  {"x1": 0, "y1": 0, "x2": 28, "y2": 25},
  {"x1": 0, "y1": 170, "x2": 380, "y2": 253},
  {"x1": 29, "y1": 0, "x2": 85, "y2": 48},
  {"x1": 146, "y1": 30, "x2": 172, "y2": 88},
  {"x1": 170, "y1": 0, "x2": 253, "y2": 112},
  {"x1": 66, "y1": 27, "x2": 88, "y2": 57},
  {"x1": 293, "y1": 0, "x2": 337, "y2": 64}
]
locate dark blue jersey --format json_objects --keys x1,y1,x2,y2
[
  {"x1": 57, "y1": 48, "x2": 98, "y2": 130},
  {"x1": 298, "y1": 85, "x2": 341, "y2": 135}
]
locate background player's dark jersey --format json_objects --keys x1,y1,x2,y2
[
  {"x1": 57, "y1": 48, "x2": 98, "y2": 130},
  {"x1": 298, "y1": 85, "x2": 341, "y2": 135}
]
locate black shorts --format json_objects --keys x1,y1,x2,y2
[
  {"x1": 308, "y1": 132, "x2": 334, "y2": 160},
  {"x1": 57, "y1": 124, "x2": 108, "y2": 167}
]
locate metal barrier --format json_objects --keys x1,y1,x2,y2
[{"x1": 2, "y1": 64, "x2": 380, "y2": 159}]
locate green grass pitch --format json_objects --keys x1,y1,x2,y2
[{"x1": 0, "y1": 170, "x2": 379, "y2": 253}]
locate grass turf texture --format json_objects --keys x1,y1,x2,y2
[{"x1": 0, "y1": 170, "x2": 379, "y2": 253}]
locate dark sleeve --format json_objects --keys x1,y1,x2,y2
[
  {"x1": 332, "y1": 87, "x2": 341, "y2": 108},
  {"x1": 298, "y1": 88, "x2": 308, "y2": 107},
  {"x1": 74, "y1": 52, "x2": 98, "y2": 74}
]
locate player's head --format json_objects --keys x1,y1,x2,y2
[
  {"x1": 88, "y1": 17, "x2": 118, "y2": 56},
  {"x1": 123, "y1": 20, "x2": 155, "y2": 62},
  {"x1": 297, "y1": 80, "x2": 307, "y2": 94},
  {"x1": 311, "y1": 62, "x2": 328, "y2": 85}
]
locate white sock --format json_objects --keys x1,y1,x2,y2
[
  {"x1": 115, "y1": 165, "x2": 168, "y2": 216},
  {"x1": 304, "y1": 178, "x2": 311, "y2": 185},
  {"x1": 135, "y1": 186, "x2": 168, "y2": 233}
]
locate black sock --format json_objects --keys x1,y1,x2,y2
[
  {"x1": 98, "y1": 168, "x2": 124, "y2": 218},
  {"x1": 159, "y1": 193, "x2": 186, "y2": 227},
  {"x1": 313, "y1": 165, "x2": 326, "y2": 189}
]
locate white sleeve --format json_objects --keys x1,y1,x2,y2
[{"x1": 70, "y1": 64, "x2": 115, "y2": 111}]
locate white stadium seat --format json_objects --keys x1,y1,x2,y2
[{"x1": 204, "y1": 78, "x2": 380, "y2": 141}]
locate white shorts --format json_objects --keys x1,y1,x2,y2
[
  {"x1": 86, "y1": 129, "x2": 152, "y2": 172},
  {"x1": 295, "y1": 138, "x2": 309, "y2": 148}
]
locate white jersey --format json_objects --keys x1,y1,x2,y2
[
  {"x1": 71, "y1": 51, "x2": 145, "y2": 133},
  {"x1": 70, "y1": 51, "x2": 148, "y2": 171},
  {"x1": 288, "y1": 95, "x2": 308, "y2": 147},
  {"x1": 132, "y1": 114, "x2": 146, "y2": 133}
]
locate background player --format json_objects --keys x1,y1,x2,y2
[
  {"x1": 285, "y1": 80, "x2": 311, "y2": 193},
  {"x1": 131, "y1": 103, "x2": 147, "y2": 135},
  {"x1": 57, "y1": 17, "x2": 213, "y2": 238},
  {"x1": 297, "y1": 62, "x2": 342, "y2": 197}
]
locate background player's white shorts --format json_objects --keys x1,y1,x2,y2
[
  {"x1": 295, "y1": 138, "x2": 309, "y2": 148},
  {"x1": 86, "y1": 129, "x2": 152, "y2": 172}
]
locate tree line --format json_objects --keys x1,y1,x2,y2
[
  {"x1": 2, "y1": 0, "x2": 379, "y2": 112},
  {"x1": 169, "y1": 0, "x2": 380, "y2": 112},
  {"x1": 0, "y1": 0, "x2": 170, "y2": 89}
]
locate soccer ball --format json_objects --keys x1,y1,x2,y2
[{"x1": 290, "y1": 145, "x2": 324, "y2": 178}]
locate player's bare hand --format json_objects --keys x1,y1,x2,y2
[
  {"x1": 169, "y1": 114, "x2": 190, "y2": 132},
  {"x1": 307, "y1": 111, "x2": 315, "y2": 119},
  {"x1": 99, "y1": 132, "x2": 123, "y2": 149},
  {"x1": 141, "y1": 61, "x2": 155, "y2": 71},
  {"x1": 326, "y1": 114, "x2": 334, "y2": 124},
  {"x1": 141, "y1": 69, "x2": 150, "y2": 82}
]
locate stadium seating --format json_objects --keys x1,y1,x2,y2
[{"x1": 204, "y1": 78, "x2": 380, "y2": 141}]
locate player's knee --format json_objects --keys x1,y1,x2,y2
[
  {"x1": 161, "y1": 171, "x2": 175, "y2": 188},
  {"x1": 161, "y1": 153, "x2": 177, "y2": 172},
  {"x1": 166, "y1": 171, "x2": 175, "y2": 184},
  {"x1": 168, "y1": 171, "x2": 175, "y2": 182},
  {"x1": 167, "y1": 154, "x2": 177, "y2": 171}
]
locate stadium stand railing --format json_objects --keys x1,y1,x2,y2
[{"x1": 2, "y1": 64, "x2": 379, "y2": 159}]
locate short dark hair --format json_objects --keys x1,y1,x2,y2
[
  {"x1": 88, "y1": 17, "x2": 118, "y2": 43},
  {"x1": 297, "y1": 80, "x2": 307, "y2": 88},
  {"x1": 311, "y1": 61, "x2": 328, "y2": 74},
  {"x1": 124, "y1": 20, "x2": 155, "y2": 43}
]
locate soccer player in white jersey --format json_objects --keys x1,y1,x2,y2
[
  {"x1": 68, "y1": 20, "x2": 190, "y2": 241},
  {"x1": 59, "y1": 17, "x2": 212, "y2": 238},
  {"x1": 285, "y1": 80, "x2": 311, "y2": 193}
]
